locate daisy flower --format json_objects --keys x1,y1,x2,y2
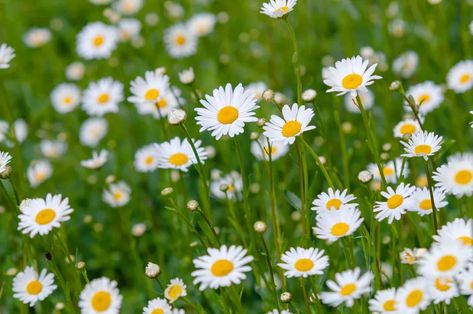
[
  {"x1": 76, "y1": 22, "x2": 118, "y2": 60},
  {"x1": 103, "y1": 181, "x2": 131, "y2": 207},
  {"x1": 82, "y1": 77, "x2": 124, "y2": 116},
  {"x1": 187, "y1": 13, "x2": 216, "y2": 36},
  {"x1": 427, "y1": 275, "x2": 459, "y2": 304},
  {"x1": 113, "y1": 0, "x2": 143, "y2": 15},
  {"x1": 447, "y1": 60, "x2": 473, "y2": 93},
  {"x1": 400, "y1": 248, "x2": 427, "y2": 265},
  {"x1": 14, "y1": 119, "x2": 28, "y2": 143},
  {"x1": 154, "y1": 137, "x2": 207, "y2": 172},
  {"x1": 323, "y1": 55, "x2": 382, "y2": 96},
  {"x1": 191, "y1": 245, "x2": 253, "y2": 290},
  {"x1": 406, "y1": 81, "x2": 443, "y2": 115},
  {"x1": 65, "y1": 61, "x2": 85, "y2": 81},
  {"x1": 250, "y1": 136, "x2": 289, "y2": 161},
  {"x1": 134, "y1": 144, "x2": 159, "y2": 173},
  {"x1": 417, "y1": 240, "x2": 470, "y2": 278},
  {"x1": 40, "y1": 139, "x2": 67, "y2": 159},
  {"x1": 260, "y1": 0, "x2": 297, "y2": 18},
  {"x1": 433, "y1": 152, "x2": 473, "y2": 197},
  {"x1": 392, "y1": 51, "x2": 419, "y2": 78},
  {"x1": 79, "y1": 277, "x2": 122, "y2": 314},
  {"x1": 50, "y1": 83, "x2": 81, "y2": 114},
  {"x1": 344, "y1": 89, "x2": 374, "y2": 113},
  {"x1": 267, "y1": 310, "x2": 292, "y2": 314},
  {"x1": 27, "y1": 160, "x2": 52, "y2": 187},
  {"x1": 23, "y1": 28, "x2": 51, "y2": 48},
  {"x1": 79, "y1": 117, "x2": 108, "y2": 147},
  {"x1": 373, "y1": 183, "x2": 415, "y2": 224},
  {"x1": 368, "y1": 158, "x2": 409, "y2": 184},
  {"x1": 164, "y1": 278, "x2": 187, "y2": 303},
  {"x1": 128, "y1": 69, "x2": 172, "y2": 113},
  {"x1": 457, "y1": 263, "x2": 473, "y2": 307},
  {"x1": 143, "y1": 297, "x2": 171, "y2": 314},
  {"x1": 18, "y1": 194, "x2": 73, "y2": 237},
  {"x1": 409, "y1": 187, "x2": 447, "y2": 216},
  {"x1": 277, "y1": 247, "x2": 329, "y2": 278},
  {"x1": 117, "y1": 18, "x2": 141, "y2": 42},
  {"x1": 13, "y1": 266, "x2": 56, "y2": 307},
  {"x1": 320, "y1": 267, "x2": 373, "y2": 307},
  {"x1": 433, "y1": 218, "x2": 473, "y2": 247},
  {"x1": 368, "y1": 288, "x2": 398, "y2": 313},
  {"x1": 0, "y1": 151, "x2": 12, "y2": 175},
  {"x1": 81, "y1": 150, "x2": 109, "y2": 169},
  {"x1": 395, "y1": 277, "x2": 430, "y2": 313},
  {"x1": 401, "y1": 131, "x2": 443, "y2": 160},
  {"x1": 210, "y1": 171, "x2": 243, "y2": 200},
  {"x1": 246, "y1": 81, "x2": 268, "y2": 101},
  {"x1": 393, "y1": 118, "x2": 421, "y2": 138},
  {"x1": 0, "y1": 43, "x2": 15, "y2": 69},
  {"x1": 164, "y1": 24, "x2": 197, "y2": 59},
  {"x1": 311, "y1": 188, "x2": 358, "y2": 213},
  {"x1": 196, "y1": 83, "x2": 258, "y2": 140},
  {"x1": 313, "y1": 207, "x2": 364, "y2": 242},
  {"x1": 263, "y1": 103, "x2": 315, "y2": 145}
]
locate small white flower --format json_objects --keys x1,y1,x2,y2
[
  {"x1": 79, "y1": 277, "x2": 122, "y2": 314},
  {"x1": 395, "y1": 277, "x2": 430, "y2": 313},
  {"x1": 164, "y1": 278, "x2": 187, "y2": 303},
  {"x1": 393, "y1": 119, "x2": 421, "y2": 138},
  {"x1": 401, "y1": 131, "x2": 443, "y2": 160},
  {"x1": 76, "y1": 22, "x2": 118, "y2": 60},
  {"x1": 27, "y1": 160, "x2": 52, "y2": 187},
  {"x1": 134, "y1": 145, "x2": 159, "y2": 172},
  {"x1": 392, "y1": 51, "x2": 418, "y2": 78},
  {"x1": 178, "y1": 67, "x2": 194, "y2": 84},
  {"x1": 368, "y1": 158, "x2": 409, "y2": 184},
  {"x1": 79, "y1": 117, "x2": 108, "y2": 147},
  {"x1": 0, "y1": 43, "x2": 15, "y2": 69},
  {"x1": 373, "y1": 183, "x2": 415, "y2": 223},
  {"x1": 65, "y1": 61, "x2": 85, "y2": 81},
  {"x1": 40, "y1": 139, "x2": 67, "y2": 158},
  {"x1": 154, "y1": 137, "x2": 207, "y2": 172},
  {"x1": 0, "y1": 151, "x2": 12, "y2": 175},
  {"x1": 313, "y1": 207, "x2": 364, "y2": 242},
  {"x1": 344, "y1": 89, "x2": 374, "y2": 113},
  {"x1": 164, "y1": 24, "x2": 197, "y2": 59},
  {"x1": 103, "y1": 181, "x2": 131, "y2": 207},
  {"x1": 13, "y1": 266, "x2": 57, "y2": 307},
  {"x1": 81, "y1": 150, "x2": 109, "y2": 169},
  {"x1": 406, "y1": 81, "x2": 443, "y2": 115},
  {"x1": 433, "y1": 152, "x2": 473, "y2": 197},
  {"x1": 447, "y1": 60, "x2": 473, "y2": 93},
  {"x1": 417, "y1": 240, "x2": 470, "y2": 278},
  {"x1": 277, "y1": 247, "x2": 329, "y2": 278},
  {"x1": 260, "y1": 0, "x2": 297, "y2": 18},
  {"x1": 210, "y1": 171, "x2": 243, "y2": 200},
  {"x1": 51, "y1": 83, "x2": 81, "y2": 113},
  {"x1": 187, "y1": 13, "x2": 216, "y2": 36},
  {"x1": 143, "y1": 297, "x2": 171, "y2": 314},
  {"x1": 368, "y1": 288, "x2": 398, "y2": 313},
  {"x1": 433, "y1": 218, "x2": 473, "y2": 247},
  {"x1": 409, "y1": 187, "x2": 447, "y2": 216},
  {"x1": 23, "y1": 28, "x2": 51, "y2": 48},
  {"x1": 82, "y1": 77, "x2": 124, "y2": 116},
  {"x1": 145, "y1": 262, "x2": 160, "y2": 278},
  {"x1": 250, "y1": 136, "x2": 289, "y2": 161}
]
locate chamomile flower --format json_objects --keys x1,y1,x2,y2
[
  {"x1": 393, "y1": 118, "x2": 421, "y2": 138},
  {"x1": 13, "y1": 266, "x2": 56, "y2": 307},
  {"x1": 128, "y1": 69, "x2": 171, "y2": 110},
  {"x1": 373, "y1": 183, "x2": 415, "y2": 223},
  {"x1": 51, "y1": 83, "x2": 81, "y2": 113},
  {"x1": 447, "y1": 60, "x2": 473, "y2": 93},
  {"x1": 427, "y1": 275, "x2": 459, "y2": 304},
  {"x1": 134, "y1": 145, "x2": 159, "y2": 172},
  {"x1": 210, "y1": 171, "x2": 243, "y2": 200},
  {"x1": 0, "y1": 43, "x2": 15, "y2": 69},
  {"x1": 187, "y1": 13, "x2": 216, "y2": 36},
  {"x1": 368, "y1": 159, "x2": 409, "y2": 184},
  {"x1": 40, "y1": 139, "x2": 67, "y2": 158},
  {"x1": 164, "y1": 24, "x2": 197, "y2": 59},
  {"x1": 79, "y1": 277, "x2": 122, "y2": 314},
  {"x1": 250, "y1": 136, "x2": 289, "y2": 161},
  {"x1": 320, "y1": 267, "x2": 373, "y2": 307},
  {"x1": 143, "y1": 297, "x2": 171, "y2": 314},
  {"x1": 81, "y1": 150, "x2": 109, "y2": 169},
  {"x1": 392, "y1": 51, "x2": 419, "y2": 78},
  {"x1": 76, "y1": 22, "x2": 118, "y2": 60},
  {"x1": 433, "y1": 218, "x2": 473, "y2": 247},
  {"x1": 65, "y1": 61, "x2": 85, "y2": 81},
  {"x1": 263, "y1": 103, "x2": 315, "y2": 145},
  {"x1": 409, "y1": 187, "x2": 447, "y2": 216},
  {"x1": 277, "y1": 247, "x2": 329, "y2": 278},
  {"x1": 433, "y1": 153, "x2": 473, "y2": 197},
  {"x1": 154, "y1": 137, "x2": 207, "y2": 172},
  {"x1": 401, "y1": 131, "x2": 443, "y2": 160},
  {"x1": 0, "y1": 151, "x2": 12, "y2": 175},
  {"x1": 23, "y1": 28, "x2": 51, "y2": 48},
  {"x1": 311, "y1": 188, "x2": 358, "y2": 213},
  {"x1": 103, "y1": 181, "x2": 131, "y2": 207},
  {"x1": 417, "y1": 240, "x2": 470, "y2": 278},
  {"x1": 164, "y1": 278, "x2": 187, "y2": 303},
  {"x1": 395, "y1": 277, "x2": 430, "y2": 313},
  {"x1": 196, "y1": 83, "x2": 258, "y2": 140},
  {"x1": 313, "y1": 207, "x2": 364, "y2": 242},
  {"x1": 117, "y1": 18, "x2": 141, "y2": 42},
  {"x1": 79, "y1": 118, "x2": 108, "y2": 147},
  {"x1": 457, "y1": 263, "x2": 473, "y2": 307},
  {"x1": 113, "y1": 0, "x2": 143, "y2": 15},
  {"x1": 191, "y1": 245, "x2": 253, "y2": 290},
  {"x1": 400, "y1": 248, "x2": 427, "y2": 265},
  {"x1": 82, "y1": 77, "x2": 124, "y2": 116},
  {"x1": 27, "y1": 160, "x2": 52, "y2": 187},
  {"x1": 344, "y1": 89, "x2": 374, "y2": 113},
  {"x1": 406, "y1": 81, "x2": 443, "y2": 115},
  {"x1": 323, "y1": 55, "x2": 382, "y2": 96},
  {"x1": 368, "y1": 288, "x2": 398, "y2": 313},
  {"x1": 260, "y1": 0, "x2": 297, "y2": 18},
  {"x1": 246, "y1": 81, "x2": 268, "y2": 101},
  {"x1": 18, "y1": 194, "x2": 73, "y2": 237}
]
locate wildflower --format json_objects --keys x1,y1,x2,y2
[
  {"x1": 164, "y1": 278, "x2": 187, "y2": 303},
  {"x1": 433, "y1": 153, "x2": 473, "y2": 197},
  {"x1": 313, "y1": 207, "x2": 364, "y2": 242},
  {"x1": 395, "y1": 278, "x2": 430, "y2": 313},
  {"x1": 277, "y1": 247, "x2": 329, "y2": 278},
  {"x1": 392, "y1": 51, "x2": 418, "y2": 78},
  {"x1": 82, "y1": 77, "x2": 124, "y2": 116},
  {"x1": 103, "y1": 181, "x2": 131, "y2": 207},
  {"x1": 81, "y1": 150, "x2": 109, "y2": 169},
  {"x1": 374, "y1": 183, "x2": 415, "y2": 223},
  {"x1": 154, "y1": 137, "x2": 207, "y2": 172},
  {"x1": 79, "y1": 277, "x2": 122, "y2": 313},
  {"x1": 79, "y1": 118, "x2": 108, "y2": 147},
  {"x1": 50, "y1": 83, "x2": 81, "y2": 113},
  {"x1": 401, "y1": 131, "x2": 443, "y2": 160},
  {"x1": 250, "y1": 136, "x2": 289, "y2": 161},
  {"x1": 433, "y1": 218, "x2": 473, "y2": 247},
  {"x1": 446, "y1": 60, "x2": 473, "y2": 93},
  {"x1": 164, "y1": 24, "x2": 197, "y2": 59},
  {"x1": 406, "y1": 81, "x2": 443, "y2": 115},
  {"x1": 260, "y1": 0, "x2": 297, "y2": 18},
  {"x1": 311, "y1": 188, "x2": 358, "y2": 213},
  {"x1": 145, "y1": 262, "x2": 160, "y2": 278},
  {"x1": 13, "y1": 266, "x2": 56, "y2": 307},
  {"x1": 76, "y1": 22, "x2": 118, "y2": 60},
  {"x1": 0, "y1": 43, "x2": 15, "y2": 69}
]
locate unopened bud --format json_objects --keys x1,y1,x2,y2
[
  {"x1": 161, "y1": 187, "x2": 174, "y2": 196},
  {"x1": 0, "y1": 165, "x2": 12, "y2": 179},
  {"x1": 250, "y1": 132, "x2": 259, "y2": 140},
  {"x1": 168, "y1": 109, "x2": 187, "y2": 125},
  {"x1": 302, "y1": 89, "x2": 317, "y2": 102},
  {"x1": 262, "y1": 89, "x2": 274, "y2": 101},
  {"x1": 257, "y1": 118, "x2": 266, "y2": 127},
  {"x1": 358, "y1": 170, "x2": 373, "y2": 183},
  {"x1": 389, "y1": 80, "x2": 401, "y2": 91},
  {"x1": 178, "y1": 67, "x2": 194, "y2": 85},
  {"x1": 219, "y1": 184, "x2": 229, "y2": 192},
  {"x1": 280, "y1": 291, "x2": 292, "y2": 303},
  {"x1": 187, "y1": 200, "x2": 199, "y2": 211},
  {"x1": 76, "y1": 261, "x2": 86, "y2": 270},
  {"x1": 253, "y1": 221, "x2": 267, "y2": 233},
  {"x1": 145, "y1": 262, "x2": 160, "y2": 278}
]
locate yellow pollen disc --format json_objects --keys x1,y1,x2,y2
[
  {"x1": 400, "y1": 123, "x2": 416, "y2": 135},
  {"x1": 156, "y1": 98, "x2": 167, "y2": 108},
  {"x1": 35, "y1": 208, "x2": 56, "y2": 225},
  {"x1": 175, "y1": 35, "x2": 186, "y2": 46},
  {"x1": 294, "y1": 258, "x2": 314, "y2": 272},
  {"x1": 145, "y1": 88, "x2": 159, "y2": 101},
  {"x1": 416, "y1": 176, "x2": 428, "y2": 187},
  {"x1": 419, "y1": 199, "x2": 432, "y2": 211},
  {"x1": 383, "y1": 167, "x2": 395, "y2": 177},
  {"x1": 26, "y1": 280, "x2": 43, "y2": 295},
  {"x1": 228, "y1": 184, "x2": 235, "y2": 192},
  {"x1": 263, "y1": 146, "x2": 277, "y2": 156},
  {"x1": 437, "y1": 255, "x2": 457, "y2": 272},
  {"x1": 145, "y1": 156, "x2": 154, "y2": 165},
  {"x1": 169, "y1": 153, "x2": 188, "y2": 166},
  {"x1": 97, "y1": 93, "x2": 110, "y2": 104},
  {"x1": 435, "y1": 277, "x2": 452, "y2": 292},
  {"x1": 460, "y1": 73, "x2": 471, "y2": 84},
  {"x1": 342, "y1": 73, "x2": 363, "y2": 89},
  {"x1": 414, "y1": 144, "x2": 432, "y2": 155},
  {"x1": 35, "y1": 171, "x2": 46, "y2": 181},
  {"x1": 340, "y1": 283, "x2": 357, "y2": 296},
  {"x1": 326, "y1": 198, "x2": 342, "y2": 210},
  {"x1": 330, "y1": 222, "x2": 349, "y2": 236},
  {"x1": 455, "y1": 169, "x2": 473, "y2": 185},
  {"x1": 151, "y1": 309, "x2": 164, "y2": 314},
  {"x1": 418, "y1": 93, "x2": 430, "y2": 105},
  {"x1": 211, "y1": 259, "x2": 234, "y2": 277},
  {"x1": 471, "y1": 281, "x2": 473, "y2": 290},
  {"x1": 406, "y1": 289, "x2": 423, "y2": 307},
  {"x1": 281, "y1": 120, "x2": 302, "y2": 137},
  {"x1": 217, "y1": 106, "x2": 239, "y2": 124},
  {"x1": 63, "y1": 96, "x2": 72, "y2": 104},
  {"x1": 387, "y1": 194, "x2": 404, "y2": 209},
  {"x1": 113, "y1": 192, "x2": 123, "y2": 201},
  {"x1": 280, "y1": 5, "x2": 289, "y2": 12},
  {"x1": 383, "y1": 299, "x2": 396, "y2": 311},
  {"x1": 92, "y1": 35, "x2": 105, "y2": 47},
  {"x1": 457, "y1": 236, "x2": 473, "y2": 246},
  {"x1": 167, "y1": 284, "x2": 183, "y2": 300},
  {"x1": 91, "y1": 290, "x2": 112, "y2": 312}
]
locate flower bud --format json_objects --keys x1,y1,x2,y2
[
  {"x1": 262, "y1": 89, "x2": 274, "y2": 101},
  {"x1": 187, "y1": 200, "x2": 199, "y2": 211},
  {"x1": 161, "y1": 187, "x2": 174, "y2": 196},
  {"x1": 145, "y1": 262, "x2": 160, "y2": 278},
  {"x1": 358, "y1": 170, "x2": 373, "y2": 183},
  {"x1": 280, "y1": 291, "x2": 292, "y2": 303},
  {"x1": 253, "y1": 221, "x2": 267, "y2": 233},
  {"x1": 168, "y1": 109, "x2": 187, "y2": 125},
  {"x1": 302, "y1": 89, "x2": 317, "y2": 102},
  {"x1": 178, "y1": 67, "x2": 194, "y2": 85},
  {"x1": 389, "y1": 80, "x2": 401, "y2": 91}
]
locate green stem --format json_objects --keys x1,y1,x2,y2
[
  {"x1": 300, "y1": 137, "x2": 336, "y2": 189},
  {"x1": 284, "y1": 18, "x2": 302, "y2": 105},
  {"x1": 295, "y1": 140, "x2": 308, "y2": 241},
  {"x1": 424, "y1": 158, "x2": 439, "y2": 231}
]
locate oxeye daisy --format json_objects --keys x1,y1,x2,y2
[
  {"x1": 0, "y1": 43, "x2": 15, "y2": 69},
  {"x1": 313, "y1": 207, "x2": 364, "y2": 242},
  {"x1": 65, "y1": 61, "x2": 85, "y2": 81},
  {"x1": 187, "y1": 13, "x2": 216, "y2": 37},
  {"x1": 164, "y1": 24, "x2": 197, "y2": 59},
  {"x1": 320, "y1": 267, "x2": 373, "y2": 307},
  {"x1": 392, "y1": 51, "x2": 419, "y2": 78},
  {"x1": 447, "y1": 60, "x2": 473, "y2": 93},
  {"x1": 113, "y1": 0, "x2": 143, "y2": 15},
  {"x1": 210, "y1": 171, "x2": 243, "y2": 200},
  {"x1": 409, "y1": 187, "x2": 447, "y2": 216},
  {"x1": 128, "y1": 69, "x2": 171, "y2": 111},
  {"x1": 250, "y1": 136, "x2": 289, "y2": 161},
  {"x1": 134, "y1": 144, "x2": 159, "y2": 172},
  {"x1": 14, "y1": 119, "x2": 28, "y2": 143},
  {"x1": 76, "y1": 22, "x2": 118, "y2": 60},
  {"x1": 78, "y1": 277, "x2": 122, "y2": 314},
  {"x1": 82, "y1": 77, "x2": 124, "y2": 116},
  {"x1": 103, "y1": 181, "x2": 131, "y2": 207},
  {"x1": 400, "y1": 248, "x2": 427, "y2": 265},
  {"x1": 406, "y1": 81, "x2": 443, "y2": 115},
  {"x1": 277, "y1": 247, "x2": 329, "y2": 278},
  {"x1": 418, "y1": 241, "x2": 470, "y2": 279},
  {"x1": 427, "y1": 275, "x2": 459, "y2": 304},
  {"x1": 368, "y1": 158, "x2": 409, "y2": 184},
  {"x1": 433, "y1": 152, "x2": 473, "y2": 197},
  {"x1": 401, "y1": 131, "x2": 443, "y2": 160},
  {"x1": 13, "y1": 266, "x2": 57, "y2": 307},
  {"x1": 373, "y1": 183, "x2": 415, "y2": 224},
  {"x1": 395, "y1": 277, "x2": 430, "y2": 313},
  {"x1": 263, "y1": 103, "x2": 315, "y2": 145},
  {"x1": 18, "y1": 194, "x2": 73, "y2": 238},
  {"x1": 27, "y1": 160, "x2": 52, "y2": 187},
  {"x1": 117, "y1": 18, "x2": 141, "y2": 42},
  {"x1": 191, "y1": 245, "x2": 253, "y2": 290},
  {"x1": 368, "y1": 288, "x2": 398, "y2": 313},
  {"x1": 433, "y1": 218, "x2": 473, "y2": 247},
  {"x1": 79, "y1": 117, "x2": 108, "y2": 147},
  {"x1": 344, "y1": 89, "x2": 374, "y2": 113},
  {"x1": 23, "y1": 28, "x2": 51, "y2": 48},
  {"x1": 393, "y1": 118, "x2": 421, "y2": 138},
  {"x1": 0, "y1": 151, "x2": 12, "y2": 175},
  {"x1": 143, "y1": 297, "x2": 171, "y2": 313},
  {"x1": 195, "y1": 83, "x2": 258, "y2": 140},
  {"x1": 457, "y1": 263, "x2": 473, "y2": 307},
  {"x1": 40, "y1": 139, "x2": 67, "y2": 159},
  {"x1": 81, "y1": 150, "x2": 109, "y2": 169},
  {"x1": 164, "y1": 278, "x2": 187, "y2": 303},
  {"x1": 311, "y1": 188, "x2": 358, "y2": 213},
  {"x1": 246, "y1": 81, "x2": 268, "y2": 100},
  {"x1": 260, "y1": 0, "x2": 297, "y2": 18},
  {"x1": 50, "y1": 83, "x2": 81, "y2": 114},
  {"x1": 323, "y1": 55, "x2": 382, "y2": 96},
  {"x1": 154, "y1": 137, "x2": 207, "y2": 172}
]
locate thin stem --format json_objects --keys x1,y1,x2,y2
[
  {"x1": 196, "y1": 206, "x2": 220, "y2": 246},
  {"x1": 284, "y1": 18, "x2": 302, "y2": 105},
  {"x1": 259, "y1": 234, "x2": 280, "y2": 309},
  {"x1": 424, "y1": 158, "x2": 439, "y2": 231},
  {"x1": 300, "y1": 137, "x2": 336, "y2": 189},
  {"x1": 265, "y1": 140, "x2": 282, "y2": 257},
  {"x1": 295, "y1": 140, "x2": 308, "y2": 240},
  {"x1": 300, "y1": 278, "x2": 310, "y2": 314}
]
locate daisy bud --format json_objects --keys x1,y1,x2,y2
[
  {"x1": 358, "y1": 170, "x2": 373, "y2": 183},
  {"x1": 211, "y1": 169, "x2": 221, "y2": 180},
  {"x1": 371, "y1": 180, "x2": 382, "y2": 192},
  {"x1": 381, "y1": 152, "x2": 390, "y2": 160},
  {"x1": 250, "y1": 183, "x2": 260, "y2": 194},
  {"x1": 360, "y1": 46, "x2": 374, "y2": 59},
  {"x1": 389, "y1": 80, "x2": 401, "y2": 91},
  {"x1": 291, "y1": 211, "x2": 301, "y2": 221},
  {"x1": 65, "y1": 62, "x2": 85, "y2": 81},
  {"x1": 253, "y1": 221, "x2": 267, "y2": 233},
  {"x1": 6, "y1": 267, "x2": 17, "y2": 276},
  {"x1": 187, "y1": 200, "x2": 199, "y2": 211},
  {"x1": 205, "y1": 146, "x2": 216, "y2": 159},
  {"x1": 302, "y1": 89, "x2": 317, "y2": 102},
  {"x1": 76, "y1": 261, "x2": 86, "y2": 270},
  {"x1": 274, "y1": 92, "x2": 286, "y2": 105},
  {"x1": 55, "y1": 302, "x2": 65, "y2": 310},
  {"x1": 257, "y1": 118, "x2": 266, "y2": 127},
  {"x1": 190, "y1": 241, "x2": 199, "y2": 247},
  {"x1": 178, "y1": 67, "x2": 194, "y2": 85},
  {"x1": 105, "y1": 175, "x2": 115, "y2": 184},
  {"x1": 87, "y1": 175, "x2": 97, "y2": 184},
  {"x1": 168, "y1": 109, "x2": 187, "y2": 125},
  {"x1": 94, "y1": 223, "x2": 103, "y2": 233},
  {"x1": 161, "y1": 187, "x2": 174, "y2": 196},
  {"x1": 262, "y1": 89, "x2": 274, "y2": 102},
  {"x1": 0, "y1": 165, "x2": 12, "y2": 179},
  {"x1": 170, "y1": 170, "x2": 180, "y2": 182},
  {"x1": 382, "y1": 143, "x2": 392, "y2": 151},
  {"x1": 219, "y1": 184, "x2": 229, "y2": 193},
  {"x1": 280, "y1": 291, "x2": 292, "y2": 303},
  {"x1": 318, "y1": 156, "x2": 326, "y2": 165},
  {"x1": 250, "y1": 132, "x2": 259, "y2": 141},
  {"x1": 341, "y1": 121, "x2": 353, "y2": 134},
  {"x1": 145, "y1": 13, "x2": 159, "y2": 26},
  {"x1": 132, "y1": 223, "x2": 147, "y2": 237},
  {"x1": 83, "y1": 215, "x2": 93, "y2": 224},
  {"x1": 0, "y1": 206, "x2": 4, "y2": 214},
  {"x1": 145, "y1": 262, "x2": 160, "y2": 278}
]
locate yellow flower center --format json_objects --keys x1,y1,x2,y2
[
  {"x1": 175, "y1": 35, "x2": 186, "y2": 46},
  {"x1": 294, "y1": 258, "x2": 314, "y2": 272},
  {"x1": 418, "y1": 93, "x2": 430, "y2": 105},
  {"x1": 457, "y1": 236, "x2": 473, "y2": 246},
  {"x1": 35, "y1": 208, "x2": 56, "y2": 225},
  {"x1": 326, "y1": 198, "x2": 342, "y2": 210},
  {"x1": 145, "y1": 156, "x2": 154, "y2": 165},
  {"x1": 383, "y1": 299, "x2": 396, "y2": 311},
  {"x1": 400, "y1": 123, "x2": 416, "y2": 135},
  {"x1": 414, "y1": 144, "x2": 432, "y2": 155},
  {"x1": 217, "y1": 106, "x2": 239, "y2": 124},
  {"x1": 460, "y1": 73, "x2": 471, "y2": 84},
  {"x1": 92, "y1": 35, "x2": 105, "y2": 47},
  {"x1": 279, "y1": 5, "x2": 289, "y2": 12},
  {"x1": 387, "y1": 194, "x2": 404, "y2": 209},
  {"x1": 263, "y1": 146, "x2": 277, "y2": 156},
  {"x1": 151, "y1": 309, "x2": 164, "y2": 314},
  {"x1": 342, "y1": 73, "x2": 363, "y2": 89},
  {"x1": 210, "y1": 259, "x2": 234, "y2": 277},
  {"x1": 113, "y1": 191, "x2": 123, "y2": 201},
  {"x1": 340, "y1": 283, "x2": 357, "y2": 296},
  {"x1": 169, "y1": 153, "x2": 188, "y2": 166},
  {"x1": 167, "y1": 284, "x2": 183, "y2": 300},
  {"x1": 406, "y1": 289, "x2": 423, "y2": 307},
  {"x1": 419, "y1": 199, "x2": 432, "y2": 211},
  {"x1": 435, "y1": 277, "x2": 452, "y2": 292},
  {"x1": 437, "y1": 255, "x2": 457, "y2": 272},
  {"x1": 91, "y1": 291, "x2": 112, "y2": 312},
  {"x1": 330, "y1": 222, "x2": 349, "y2": 236},
  {"x1": 156, "y1": 98, "x2": 167, "y2": 109},
  {"x1": 63, "y1": 96, "x2": 72, "y2": 104},
  {"x1": 97, "y1": 93, "x2": 110, "y2": 104},
  {"x1": 26, "y1": 280, "x2": 43, "y2": 295},
  {"x1": 35, "y1": 171, "x2": 46, "y2": 181},
  {"x1": 455, "y1": 169, "x2": 473, "y2": 185},
  {"x1": 145, "y1": 88, "x2": 159, "y2": 101},
  {"x1": 281, "y1": 120, "x2": 302, "y2": 137},
  {"x1": 383, "y1": 166, "x2": 395, "y2": 177}
]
